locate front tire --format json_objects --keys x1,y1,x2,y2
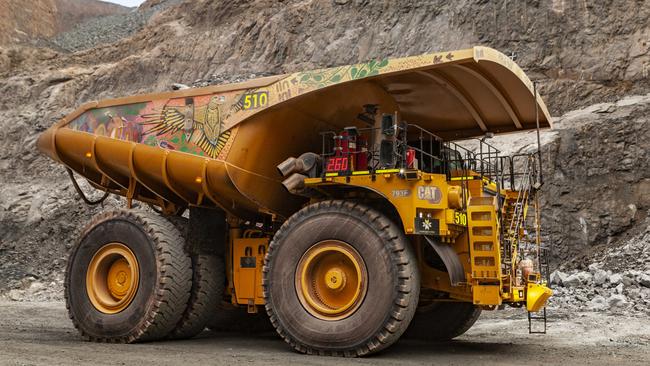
[
  {"x1": 65, "y1": 210, "x2": 192, "y2": 343},
  {"x1": 263, "y1": 200, "x2": 420, "y2": 357}
]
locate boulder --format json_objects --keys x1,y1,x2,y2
[
  {"x1": 587, "y1": 295, "x2": 608, "y2": 311},
  {"x1": 575, "y1": 293, "x2": 589, "y2": 302},
  {"x1": 576, "y1": 271, "x2": 593, "y2": 284},
  {"x1": 627, "y1": 288, "x2": 641, "y2": 299},
  {"x1": 614, "y1": 283, "x2": 624, "y2": 294},
  {"x1": 607, "y1": 294, "x2": 628, "y2": 308},
  {"x1": 593, "y1": 269, "x2": 609, "y2": 285},
  {"x1": 563, "y1": 273, "x2": 583, "y2": 287},
  {"x1": 550, "y1": 270, "x2": 568, "y2": 286},
  {"x1": 609, "y1": 273, "x2": 623, "y2": 285},
  {"x1": 26, "y1": 281, "x2": 45, "y2": 295},
  {"x1": 588, "y1": 263, "x2": 601, "y2": 273},
  {"x1": 622, "y1": 274, "x2": 635, "y2": 286},
  {"x1": 639, "y1": 273, "x2": 650, "y2": 288},
  {"x1": 7, "y1": 289, "x2": 24, "y2": 301}
]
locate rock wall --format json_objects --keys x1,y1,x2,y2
[
  {"x1": 0, "y1": 0, "x2": 58, "y2": 45},
  {"x1": 173, "y1": 0, "x2": 650, "y2": 115},
  {"x1": 542, "y1": 95, "x2": 650, "y2": 263},
  {"x1": 0, "y1": 0, "x2": 129, "y2": 46},
  {"x1": 473, "y1": 94, "x2": 650, "y2": 266}
]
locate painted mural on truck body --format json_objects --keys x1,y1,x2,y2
[
  {"x1": 65, "y1": 47, "x2": 544, "y2": 161},
  {"x1": 67, "y1": 93, "x2": 240, "y2": 159}
]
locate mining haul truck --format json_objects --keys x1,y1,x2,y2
[{"x1": 38, "y1": 46, "x2": 553, "y2": 356}]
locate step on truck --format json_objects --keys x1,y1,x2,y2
[{"x1": 38, "y1": 46, "x2": 553, "y2": 356}]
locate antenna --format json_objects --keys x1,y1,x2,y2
[{"x1": 534, "y1": 82, "x2": 543, "y2": 187}]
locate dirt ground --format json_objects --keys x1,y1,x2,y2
[{"x1": 0, "y1": 302, "x2": 648, "y2": 366}]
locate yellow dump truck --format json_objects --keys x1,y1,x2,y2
[{"x1": 38, "y1": 46, "x2": 552, "y2": 356}]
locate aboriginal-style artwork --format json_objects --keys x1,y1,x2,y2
[
  {"x1": 294, "y1": 58, "x2": 389, "y2": 89},
  {"x1": 64, "y1": 49, "x2": 481, "y2": 161},
  {"x1": 141, "y1": 96, "x2": 232, "y2": 158},
  {"x1": 67, "y1": 102, "x2": 146, "y2": 143},
  {"x1": 223, "y1": 52, "x2": 455, "y2": 129},
  {"x1": 67, "y1": 94, "x2": 240, "y2": 159}
]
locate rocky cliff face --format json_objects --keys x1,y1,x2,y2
[
  {"x1": 0, "y1": 0, "x2": 129, "y2": 46},
  {"x1": 172, "y1": 0, "x2": 650, "y2": 115},
  {"x1": 542, "y1": 95, "x2": 650, "y2": 263},
  {"x1": 0, "y1": 0, "x2": 649, "y2": 300},
  {"x1": 0, "y1": 0, "x2": 58, "y2": 45},
  {"x1": 467, "y1": 94, "x2": 650, "y2": 266}
]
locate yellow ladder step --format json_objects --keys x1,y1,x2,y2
[{"x1": 468, "y1": 195, "x2": 502, "y2": 282}]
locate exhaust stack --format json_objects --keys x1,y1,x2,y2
[
  {"x1": 276, "y1": 153, "x2": 321, "y2": 178},
  {"x1": 277, "y1": 157, "x2": 298, "y2": 177},
  {"x1": 282, "y1": 173, "x2": 308, "y2": 194}
]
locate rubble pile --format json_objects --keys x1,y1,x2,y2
[
  {"x1": 548, "y1": 218, "x2": 650, "y2": 315},
  {"x1": 51, "y1": 0, "x2": 182, "y2": 52}
]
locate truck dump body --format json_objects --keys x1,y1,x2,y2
[{"x1": 38, "y1": 46, "x2": 551, "y2": 219}]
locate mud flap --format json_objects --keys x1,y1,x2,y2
[{"x1": 424, "y1": 236, "x2": 465, "y2": 286}]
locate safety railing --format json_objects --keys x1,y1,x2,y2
[{"x1": 318, "y1": 122, "x2": 516, "y2": 213}]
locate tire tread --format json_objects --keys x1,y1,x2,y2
[
  {"x1": 263, "y1": 200, "x2": 420, "y2": 357},
  {"x1": 65, "y1": 209, "x2": 192, "y2": 343}
]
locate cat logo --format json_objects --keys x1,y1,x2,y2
[{"x1": 417, "y1": 186, "x2": 442, "y2": 204}]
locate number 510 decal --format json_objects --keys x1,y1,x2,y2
[
  {"x1": 453, "y1": 211, "x2": 467, "y2": 226},
  {"x1": 241, "y1": 91, "x2": 269, "y2": 110}
]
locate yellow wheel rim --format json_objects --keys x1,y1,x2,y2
[
  {"x1": 296, "y1": 240, "x2": 367, "y2": 321},
  {"x1": 86, "y1": 243, "x2": 139, "y2": 314}
]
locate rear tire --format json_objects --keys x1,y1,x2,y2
[
  {"x1": 263, "y1": 200, "x2": 420, "y2": 357},
  {"x1": 164, "y1": 216, "x2": 226, "y2": 339},
  {"x1": 169, "y1": 254, "x2": 224, "y2": 339},
  {"x1": 404, "y1": 302, "x2": 481, "y2": 341},
  {"x1": 65, "y1": 210, "x2": 192, "y2": 343}
]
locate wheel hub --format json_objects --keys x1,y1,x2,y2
[
  {"x1": 295, "y1": 240, "x2": 367, "y2": 321},
  {"x1": 86, "y1": 243, "x2": 139, "y2": 314},
  {"x1": 107, "y1": 259, "x2": 131, "y2": 298},
  {"x1": 324, "y1": 268, "x2": 346, "y2": 290}
]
